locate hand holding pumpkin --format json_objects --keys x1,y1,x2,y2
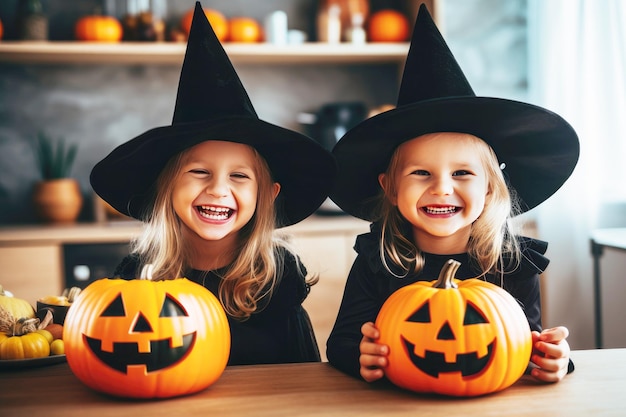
[
  {"x1": 359, "y1": 321, "x2": 388, "y2": 382},
  {"x1": 529, "y1": 326, "x2": 571, "y2": 383}
]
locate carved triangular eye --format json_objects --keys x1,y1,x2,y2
[
  {"x1": 406, "y1": 301, "x2": 431, "y2": 323},
  {"x1": 463, "y1": 302, "x2": 488, "y2": 325},
  {"x1": 101, "y1": 293, "x2": 125, "y2": 317},
  {"x1": 159, "y1": 293, "x2": 188, "y2": 317}
]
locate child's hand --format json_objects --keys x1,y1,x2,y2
[
  {"x1": 529, "y1": 326, "x2": 570, "y2": 383},
  {"x1": 359, "y1": 322, "x2": 389, "y2": 382}
]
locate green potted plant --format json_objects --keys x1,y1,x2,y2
[{"x1": 31, "y1": 132, "x2": 83, "y2": 223}]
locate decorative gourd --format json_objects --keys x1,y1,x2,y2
[
  {"x1": 75, "y1": 15, "x2": 123, "y2": 42},
  {"x1": 0, "y1": 330, "x2": 50, "y2": 360},
  {"x1": 63, "y1": 275, "x2": 230, "y2": 399},
  {"x1": 0, "y1": 285, "x2": 35, "y2": 320},
  {"x1": 0, "y1": 311, "x2": 51, "y2": 360},
  {"x1": 375, "y1": 259, "x2": 532, "y2": 397}
]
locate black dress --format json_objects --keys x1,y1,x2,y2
[
  {"x1": 114, "y1": 247, "x2": 320, "y2": 365},
  {"x1": 326, "y1": 222, "x2": 574, "y2": 379}
]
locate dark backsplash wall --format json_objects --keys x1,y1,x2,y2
[{"x1": 0, "y1": 0, "x2": 527, "y2": 225}]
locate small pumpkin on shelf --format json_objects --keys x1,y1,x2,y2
[
  {"x1": 63, "y1": 266, "x2": 231, "y2": 399},
  {"x1": 375, "y1": 259, "x2": 532, "y2": 397},
  {"x1": 75, "y1": 14, "x2": 123, "y2": 42}
]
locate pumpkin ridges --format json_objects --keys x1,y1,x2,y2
[
  {"x1": 455, "y1": 280, "x2": 531, "y2": 396},
  {"x1": 462, "y1": 285, "x2": 519, "y2": 395}
]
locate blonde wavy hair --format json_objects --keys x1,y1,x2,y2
[
  {"x1": 377, "y1": 133, "x2": 522, "y2": 279},
  {"x1": 131, "y1": 141, "x2": 311, "y2": 319}
]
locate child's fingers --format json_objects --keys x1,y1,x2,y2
[
  {"x1": 360, "y1": 338, "x2": 389, "y2": 356},
  {"x1": 360, "y1": 365, "x2": 385, "y2": 382},
  {"x1": 361, "y1": 322, "x2": 379, "y2": 340},
  {"x1": 539, "y1": 326, "x2": 569, "y2": 343},
  {"x1": 535, "y1": 339, "x2": 569, "y2": 360},
  {"x1": 359, "y1": 349, "x2": 387, "y2": 383},
  {"x1": 530, "y1": 364, "x2": 567, "y2": 383},
  {"x1": 360, "y1": 352, "x2": 387, "y2": 369}
]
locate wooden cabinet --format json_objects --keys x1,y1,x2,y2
[
  {"x1": 0, "y1": 245, "x2": 62, "y2": 306},
  {"x1": 288, "y1": 218, "x2": 370, "y2": 358}
]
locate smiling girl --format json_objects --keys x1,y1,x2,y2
[
  {"x1": 90, "y1": 3, "x2": 335, "y2": 365},
  {"x1": 326, "y1": 5, "x2": 578, "y2": 384}
]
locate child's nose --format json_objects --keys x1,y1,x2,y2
[
  {"x1": 205, "y1": 177, "x2": 229, "y2": 197},
  {"x1": 430, "y1": 176, "x2": 453, "y2": 195}
]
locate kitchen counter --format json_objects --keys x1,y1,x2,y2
[
  {"x1": 0, "y1": 214, "x2": 368, "y2": 245},
  {"x1": 0, "y1": 221, "x2": 144, "y2": 245}
]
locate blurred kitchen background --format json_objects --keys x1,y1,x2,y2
[{"x1": 0, "y1": 0, "x2": 624, "y2": 354}]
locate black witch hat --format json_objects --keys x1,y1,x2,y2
[
  {"x1": 330, "y1": 4, "x2": 579, "y2": 221},
  {"x1": 91, "y1": 2, "x2": 336, "y2": 227}
]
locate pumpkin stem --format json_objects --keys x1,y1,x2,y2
[
  {"x1": 140, "y1": 264, "x2": 154, "y2": 280},
  {"x1": 0, "y1": 284, "x2": 10, "y2": 297},
  {"x1": 14, "y1": 317, "x2": 39, "y2": 336},
  {"x1": 433, "y1": 259, "x2": 461, "y2": 289},
  {"x1": 37, "y1": 309, "x2": 54, "y2": 330},
  {"x1": 63, "y1": 286, "x2": 82, "y2": 303}
]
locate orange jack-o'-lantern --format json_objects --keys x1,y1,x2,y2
[
  {"x1": 63, "y1": 277, "x2": 230, "y2": 398},
  {"x1": 375, "y1": 259, "x2": 532, "y2": 397}
]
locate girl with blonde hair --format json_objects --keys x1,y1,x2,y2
[
  {"x1": 91, "y1": 3, "x2": 335, "y2": 365},
  {"x1": 326, "y1": 5, "x2": 578, "y2": 383}
]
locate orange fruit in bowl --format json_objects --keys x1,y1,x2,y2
[
  {"x1": 181, "y1": 7, "x2": 228, "y2": 41},
  {"x1": 367, "y1": 9, "x2": 410, "y2": 42},
  {"x1": 228, "y1": 17, "x2": 263, "y2": 43}
]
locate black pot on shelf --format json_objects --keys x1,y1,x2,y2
[
  {"x1": 299, "y1": 101, "x2": 368, "y2": 151},
  {"x1": 298, "y1": 101, "x2": 368, "y2": 214}
]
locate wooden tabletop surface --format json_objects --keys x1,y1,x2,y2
[{"x1": 1, "y1": 349, "x2": 625, "y2": 416}]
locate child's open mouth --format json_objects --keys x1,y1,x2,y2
[
  {"x1": 423, "y1": 206, "x2": 458, "y2": 215},
  {"x1": 197, "y1": 205, "x2": 234, "y2": 221}
]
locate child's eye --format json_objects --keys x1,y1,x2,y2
[
  {"x1": 452, "y1": 170, "x2": 472, "y2": 176},
  {"x1": 231, "y1": 172, "x2": 251, "y2": 179},
  {"x1": 189, "y1": 169, "x2": 208, "y2": 175},
  {"x1": 411, "y1": 169, "x2": 430, "y2": 176}
]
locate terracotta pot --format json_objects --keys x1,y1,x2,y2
[{"x1": 33, "y1": 178, "x2": 83, "y2": 223}]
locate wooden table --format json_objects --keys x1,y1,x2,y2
[{"x1": 1, "y1": 349, "x2": 624, "y2": 416}]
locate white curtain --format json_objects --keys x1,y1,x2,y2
[{"x1": 527, "y1": 0, "x2": 626, "y2": 348}]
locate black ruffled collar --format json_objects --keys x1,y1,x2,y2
[{"x1": 355, "y1": 221, "x2": 549, "y2": 282}]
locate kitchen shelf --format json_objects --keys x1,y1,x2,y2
[{"x1": 0, "y1": 41, "x2": 410, "y2": 65}]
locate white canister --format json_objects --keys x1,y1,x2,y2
[{"x1": 265, "y1": 10, "x2": 288, "y2": 44}]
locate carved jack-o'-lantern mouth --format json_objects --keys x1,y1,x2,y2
[
  {"x1": 84, "y1": 333, "x2": 196, "y2": 373},
  {"x1": 402, "y1": 338, "x2": 496, "y2": 378}
]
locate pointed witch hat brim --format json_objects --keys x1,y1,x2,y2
[
  {"x1": 90, "y1": 2, "x2": 336, "y2": 227},
  {"x1": 330, "y1": 4, "x2": 579, "y2": 221}
]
